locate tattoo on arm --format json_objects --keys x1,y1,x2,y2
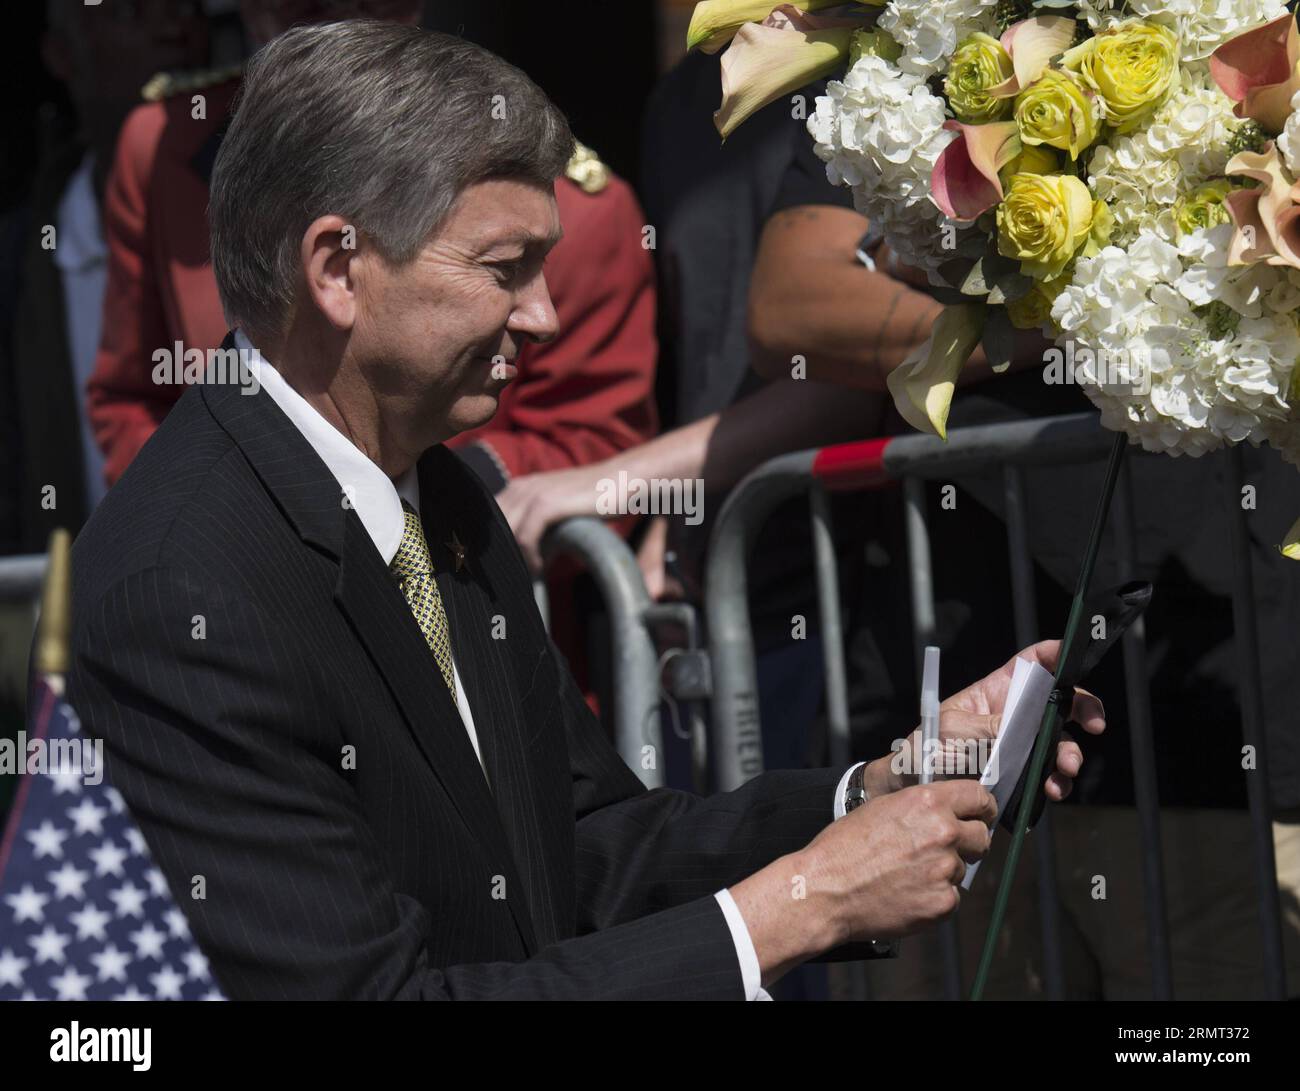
[{"x1": 868, "y1": 283, "x2": 908, "y2": 366}]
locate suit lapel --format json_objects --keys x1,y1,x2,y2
[
  {"x1": 418, "y1": 449, "x2": 554, "y2": 933},
  {"x1": 202, "y1": 364, "x2": 539, "y2": 952}
]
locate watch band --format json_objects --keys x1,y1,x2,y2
[{"x1": 844, "y1": 764, "x2": 868, "y2": 814}]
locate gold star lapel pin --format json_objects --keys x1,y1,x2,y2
[{"x1": 445, "y1": 531, "x2": 467, "y2": 573}]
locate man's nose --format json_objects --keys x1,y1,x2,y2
[{"x1": 510, "y1": 272, "x2": 559, "y2": 345}]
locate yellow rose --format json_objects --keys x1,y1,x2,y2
[
  {"x1": 1006, "y1": 274, "x2": 1069, "y2": 331},
  {"x1": 945, "y1": 33, "x2": 1015, "y2": 125},
  {"x1": 996, "y1": 172, "x2": 1099, "y2": 279},
  {"x1": 1173, "y1": 179, "x2": 1233, "y2": 235},
  {"x1": 1014, "y1": 69, "x2": 1100, "y2": 160},
  {"x1": 1005, "y1": 288, "x2": 1054, "y2": 330},
  {"x1": 1084, "y1": 198, "x2": 1113, "y2": 255},
  {"x1": 998, "y1": 143, "x2": 1060, "y2": 188},
  {"x1": 1062, "y1": 21, "x2": 1179, "y2": 134}
]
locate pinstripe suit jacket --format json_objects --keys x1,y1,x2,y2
[{"x1": 64, "y1": 365, "x2": 845, "y2": 999}]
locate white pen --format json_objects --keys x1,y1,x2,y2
[{"x1": 919, "y1": 646, "x2": 941, "y2": 786}]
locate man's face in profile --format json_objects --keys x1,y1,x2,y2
[{"x1": 350, "y1": 177, "x2": 563, "y2": 444}]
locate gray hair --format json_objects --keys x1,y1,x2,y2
[{"x1": 209, "y1": 19, "x2": 573, "y2": 340}]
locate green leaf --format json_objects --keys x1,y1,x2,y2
[{"x1": 981, "y1": 305, "x2": 1016, "y2": 373}]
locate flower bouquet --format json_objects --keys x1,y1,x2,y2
[
  {"x1": 687, "y1": 0, "x2": 1300, "y2": 995},
  {"x1": 689, "y1": 0, "x2": 1300, "y2": 555}
]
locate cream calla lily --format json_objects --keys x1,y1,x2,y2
[
  {"x1": 989, "y1": 15, "x2": 1079, "y2": 99},
  {"x1": 886, "y1": 304, "x2": 986, "y2": 439},
  {"x1": 686, "y1": 0, "x2": 852, "y2": 53},
  {"x1": 1281, "y1": 515, "x2": 1300, "y2": 560},
  {"x1": 715, "y1": 21, "x2": 855, "y2": 138}
]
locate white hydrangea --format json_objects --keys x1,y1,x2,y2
[
  {"x1": 808, "y1": 53, "x2": 976, "y2": 278},
  {"x1": 1051, "y1": 227, "x2": 1300, "y2": 457},
  {"x1": 1087, "y1": 76, "x2": 1241, "y2": 246},
  {"x1": 1075, "y1": 0, "x2": 1289, "y2": 65},
  {"x1": 877, "y1": 0, "x2": 1000, "y2": 78},
  {"x1": 1278, "y1": 88, "x2": 1300, "y2": 177}
]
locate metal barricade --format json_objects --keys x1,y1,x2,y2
[
  {"x1": 0, "y1": 555, "x2": 46, "y2": 604},
  {"x1": 702, "y1": 412, "x2": 1288, "y2": 1000},
  {"x1": 541, "y1": 516, "x2": 713, "y2": 791}
]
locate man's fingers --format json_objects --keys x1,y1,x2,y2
[
  {"x1": 1070, "y1": 687, "x2": 1106, "y2": 734},
  {"x1": 1045, "y1": 772, "x2": 1072, "y2": 801},
  {"x1": 954, "y1": 817, "x2": 991, "y2": 864},
  {"x1": 938, "y1": 779, "x2": 998, "y2": 825},
  {"x1": 939, "y1": 709, "x2": 1000, "y2": 741},
  {"x1": 1055, "y1": 739, "x2": 1082, "y2": 777}
]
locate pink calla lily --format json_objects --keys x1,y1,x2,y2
[
  {"x1": 988, "y1": 15, "x2": 1078, "y2": 99},
  {"x1": 1224, "y1": 143, "x2": 1300, "y2": 268},
  {"x1": 1210, "y1": 12, "x2": 1300, "y2": 133},
  {"x1": 931, "y1": 120, "x2": 1022, "y2": 222}
]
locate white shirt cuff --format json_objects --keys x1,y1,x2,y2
[
  {"x1": 713, "y1": 889, "x2": 772, "y2": 1001},
  {"x1": 833, "y1": 762, "x2": 867, "y2": 821}
]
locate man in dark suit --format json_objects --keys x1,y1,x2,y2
[{"x1": 64, "y1": 21, "x2": 1099, "y2": 1000}]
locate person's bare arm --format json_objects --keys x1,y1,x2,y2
[
  {"x1": 498, "y1": 378, "x2": 885, "y2": 572},
  {"x1": 747, "y1": 205, "x2": 1043, "y2": 390}
]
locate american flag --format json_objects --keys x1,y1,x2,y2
[{"x1": 0, "y1": 676, "x2": 224, "y2": 1001}]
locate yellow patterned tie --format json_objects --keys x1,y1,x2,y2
[{"x1": 391, "y1": 501, "x2": 457, "y2": 697}]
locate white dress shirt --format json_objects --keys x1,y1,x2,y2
[{"x1": 234, "y1": 329, "x2": 861, "y2": 1000}]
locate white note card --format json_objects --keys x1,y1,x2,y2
[{"x1": 961, "y1": 656, "x2": 1055, "y2": 890}]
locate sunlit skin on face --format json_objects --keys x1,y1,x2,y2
[{"x1": 260, "y1": 177, "x2": 563, "y2": 481}]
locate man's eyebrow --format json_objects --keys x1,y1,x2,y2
[{"x1": 481, "y1": 227, "x2": 564, "y2": 254}]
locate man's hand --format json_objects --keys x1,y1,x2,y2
[
  {"x1": 729, "y1": 780, "x2": 998, "y2": 982},
  {"x1": 863, "y1": 639, "x2": 1105, "y2": 803}
]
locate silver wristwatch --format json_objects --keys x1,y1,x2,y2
[{"x1": 844, "y1": 764, "x2": 868, "y2": 814}]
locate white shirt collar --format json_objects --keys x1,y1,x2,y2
[{"x1": 234, "y1": 328, "x2": 418, "y2": 565}]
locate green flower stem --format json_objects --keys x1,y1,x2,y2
[{"x1": 969, "y1": 429, "x2": 1127, "y2": 1001}]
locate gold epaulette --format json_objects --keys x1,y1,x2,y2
[
  {"x1": 565, "y1": 140, "x2": 610, "y2": 195},
  {"x1": 141, "y1": 63, "x2": 243, "y2": 103}
]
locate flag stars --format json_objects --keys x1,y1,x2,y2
[
  {"x1": 28, "y1": 924, "x2": 71, "y2": 965},
  {"x1": 0, "y1": 948, "x2": 29, "y2": 988},
  {"x1": 145, "y1": 867, "x2": 170, "y2": 899},
  {"x1": 108, "y1": 881, "x2": 148, "y2": 919},
  {"x1": 66, "y1": 797, "x2": 108, "y2": 837},
  {"x1": 165, "y1": 907, "x2": 192, "y2": 940},
  {"x1": 183, "y1": 947, "x2": 210, "y2": 980},
  {"x1": 25, "y1": 820, "x2": 68, "y2": 860},
  {"x1": 5, "y1": 884, "x2": 48, "y2": 924},
  {"x1": 48, "y1": 768, "x2": 85, "y2": 796},
  {"x1": 125, "y1": 828, "x2": 148, "y2": 856},
  {"x1": 129, "y1": 921, "x2": 168, "y2": 961},
  {"x1": 114, "y1": 985, "x2": 150, "y2": 1001},
  {"x1": 150, "y1": 964, "x2": 186, "y2": 1000},
  {"x1": 49, "y1": 965, "x2": 93, "y2": 1001},
  {"x1": 46, "y1": 862, "x2": 91, "y2": 900},
  {"x1": 89, "y1": 839, "x2": 129, "y2": 878},
  {"x1": 90, "y1": 943, "x2": 132, "y2": 983},
  {"x1": 68, "y1": 902, "x2": 111, "y2": 942}
]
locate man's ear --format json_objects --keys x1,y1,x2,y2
[{"x1": 301, "y1": 215, "x2": 360, "y2": 332}]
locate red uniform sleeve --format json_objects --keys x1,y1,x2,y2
[
  {"x1": 86, "y1": 103, "x2": 178, "y2": 488},
  {"x1": 448, "y1": 174, "x2": 659, "y2": 478}
]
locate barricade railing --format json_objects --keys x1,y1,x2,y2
[
  {"x1": 702, "y1": 412, "x2": 1287, "y2": 1000},
  {"x1": 0, "y1": 555, "x2": 46, "y2": 605},
  {"x1": 541, "y1": 517, "x2": 714, "y2": 791}
]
